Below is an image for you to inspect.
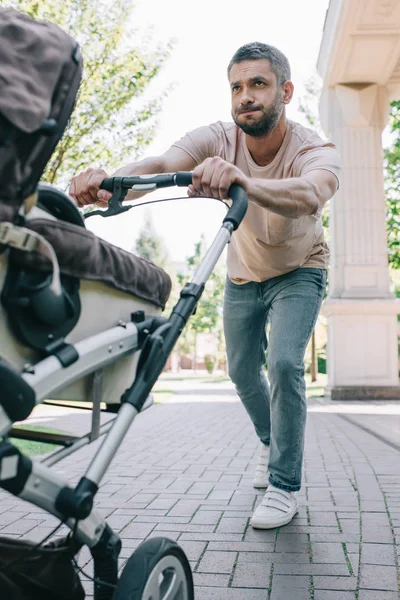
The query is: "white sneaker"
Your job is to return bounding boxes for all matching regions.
[251,484,299,529]
[253,442,270,488]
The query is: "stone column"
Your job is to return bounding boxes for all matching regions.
[319,83,400,398]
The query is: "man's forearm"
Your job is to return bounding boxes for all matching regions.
[112,156,164,177]
[247,177,320,219]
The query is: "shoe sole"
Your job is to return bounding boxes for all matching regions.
[253,471,270,489]
[250,506,299,530]
[253,481,269,489]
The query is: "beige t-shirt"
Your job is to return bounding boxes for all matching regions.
[172,120,341,283]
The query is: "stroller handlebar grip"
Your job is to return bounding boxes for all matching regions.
[224,183,248,231]
[175,172,193,187]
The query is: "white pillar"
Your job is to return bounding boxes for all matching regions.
[319,83,400,397]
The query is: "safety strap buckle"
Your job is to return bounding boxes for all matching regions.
[0,222,38,252]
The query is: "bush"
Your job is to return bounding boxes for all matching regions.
[317,355,327,374]
[204,354,216,374]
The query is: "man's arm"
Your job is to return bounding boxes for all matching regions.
[69,146,196,207]
[189,157,338,218]
[247,169,338,218]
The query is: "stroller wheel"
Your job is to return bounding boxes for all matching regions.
[113,537,194,600]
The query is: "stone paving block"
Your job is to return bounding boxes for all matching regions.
[347,553,359,575]
[119,522,156,538]
[312,576,358,590]
[207,490,233,501]
[314,592,355,600]
[358,591,400,600]
[146,529,181,542]
[236,551,311,563]
[192,573,231,586]
[167,500,201,517]
[339,519,360,534]
[179,532,242,542]
[310,533,359,543]
[0,512,28,528]
[270,591,312,600]
[209,541,275,553]
[0,519,41,535]
[187,482,215,495]
[361,542,396,565]
[155,523,214,533]
[231,561,271,588]
[216,516,248,534]
[359,563,398,591]
[197,550,236,574]
[307,488,333,502]
[275,533,310,553]
[361,512,393,543]
[146,497,178,510]
[311,542,347,563]
[308,511,339,527]
[177,540,207,561]
[273,563,349,576]
[229,492,256,507]
[190,510,222,525]
[195,588,268,599]
[243,526,276,542]
[270,574,310,589]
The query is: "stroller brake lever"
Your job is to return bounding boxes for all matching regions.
[84,178,130,219]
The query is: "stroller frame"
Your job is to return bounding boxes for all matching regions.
[0,172,248,599]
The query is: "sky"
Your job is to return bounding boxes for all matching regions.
[86,0,331,261]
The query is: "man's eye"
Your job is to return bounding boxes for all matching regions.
[232,86,240,93]
[254,81,265,87]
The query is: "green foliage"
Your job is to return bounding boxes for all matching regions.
[134,210,171,270]
[204,354,216,374]
[384,100,400,271]
[5,0,172,187]
[177,235,226,336]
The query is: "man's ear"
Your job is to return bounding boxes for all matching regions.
[282,81,294,104]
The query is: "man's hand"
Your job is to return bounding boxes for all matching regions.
[69,167,111,208]
[188,157,249,199]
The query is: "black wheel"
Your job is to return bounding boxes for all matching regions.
[113,537,194,600]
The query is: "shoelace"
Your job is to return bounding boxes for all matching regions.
[261,487,293,513]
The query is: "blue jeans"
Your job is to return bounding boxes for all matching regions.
[223,268,326,492]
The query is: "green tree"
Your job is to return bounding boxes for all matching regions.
[6,0,172,187]
[177,235,226,370]
[134,210,171,270]
[384,100,400,271]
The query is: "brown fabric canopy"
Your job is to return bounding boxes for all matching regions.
[0,8,76,133]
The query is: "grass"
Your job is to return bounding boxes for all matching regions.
[153,389,176,404]
[9,424,66,456]
[305,373,327,398]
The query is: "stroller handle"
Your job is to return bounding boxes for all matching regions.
[92,172,248,230]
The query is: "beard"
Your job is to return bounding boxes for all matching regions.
[233,90,283,137]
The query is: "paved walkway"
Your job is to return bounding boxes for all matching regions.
[1,377,400,599]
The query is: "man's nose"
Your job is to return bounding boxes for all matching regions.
[240,88,255,105]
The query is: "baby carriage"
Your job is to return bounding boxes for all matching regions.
[0,8,248,600]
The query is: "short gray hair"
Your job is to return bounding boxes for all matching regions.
[227,42,291,85]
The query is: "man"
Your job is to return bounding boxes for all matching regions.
[70,42,341,529]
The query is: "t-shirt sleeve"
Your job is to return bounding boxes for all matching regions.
[171,124,221,165]
[293,143,342,189]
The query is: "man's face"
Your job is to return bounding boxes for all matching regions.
[229,59,284,137]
